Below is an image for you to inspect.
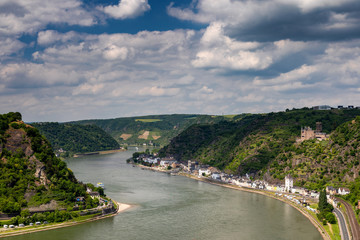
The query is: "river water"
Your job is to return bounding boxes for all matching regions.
[8,147,322,240]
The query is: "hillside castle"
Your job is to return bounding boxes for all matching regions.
[300,122,328,142]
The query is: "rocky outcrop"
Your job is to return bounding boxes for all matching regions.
[3,128,48,186]
[4,128,33,157]
[30,156,49,187]
[27,200,59,212]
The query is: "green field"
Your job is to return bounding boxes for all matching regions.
[135,119,162,122]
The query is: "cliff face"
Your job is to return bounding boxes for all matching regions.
[0,112,86,214]
[3,126,49,187]
[4,127,33,156]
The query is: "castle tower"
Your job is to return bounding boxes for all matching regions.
[316,122,322,133]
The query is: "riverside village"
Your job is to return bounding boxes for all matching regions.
[130,121,352,214]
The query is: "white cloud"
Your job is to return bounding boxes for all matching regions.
[254,65,317,86]
[0,37,25,58]
[72,83,104,95]
[168,0,358,24]
[101,0,150,19]
[102,45,129,60]
[192,23,308,70]
[0,0,96,36]
[278,0,355,13]
[37,30,83,46]
[167,0,360,43]
[1,3,360,123]
[138,86,180,97]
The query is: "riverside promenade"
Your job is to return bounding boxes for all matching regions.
[0,200,132,238]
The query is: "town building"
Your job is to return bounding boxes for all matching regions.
[211,172,221,180]
[188,160,197,171]
[199,168,211,177]
[160,158,176,167]
[326,186,337,195]
[338,187,350,195]
[312,105,332,110]
[285,175,293,192]
[89,191,100,199]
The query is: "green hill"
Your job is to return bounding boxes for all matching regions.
[159,108,360,191]
[31,122,120,156]
[73,114,248,146]
[0,112,98,217]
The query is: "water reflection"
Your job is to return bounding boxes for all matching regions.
[6,148,322,240]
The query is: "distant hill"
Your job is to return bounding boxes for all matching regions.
[31,122,120,156]
[73,114,248,146]
[159,108,360,191]
[0,112,96,215]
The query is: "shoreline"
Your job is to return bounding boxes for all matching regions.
[178,173,331,240]
[134,163,331,240]
[73,149,126,157]
[0,201,133,238]
[133,162,330,239]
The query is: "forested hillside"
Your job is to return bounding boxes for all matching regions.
[160,108,360,191]
[73,114,248,146]
[0,112,95,215]
[31,122,120,156]
[274,116,360,190]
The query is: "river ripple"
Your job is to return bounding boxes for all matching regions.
[7,147,322,240]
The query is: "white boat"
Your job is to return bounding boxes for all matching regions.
[97,182,105,189]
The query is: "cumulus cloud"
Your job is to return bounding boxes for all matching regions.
[0,0,96,36]
[192,23,308,70]
[0,37,25,59]
[250,40,360,94]
[2,0,360,122]
[168,0,360,41]
[102,45,128,60]
[254,65,317,86]
[101,0,151,19]
[0,63,83,89]
[37,30,85,46]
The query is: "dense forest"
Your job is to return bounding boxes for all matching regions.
[160,108,360,191]
[0,112,98,217]
[31,122,120,156]
[73,114,249,146]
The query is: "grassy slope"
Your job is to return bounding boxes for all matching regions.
[72,114,249,146]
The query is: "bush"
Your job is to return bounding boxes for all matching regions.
[326,212,336,224]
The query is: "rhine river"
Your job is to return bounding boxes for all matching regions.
[8,147,322,240]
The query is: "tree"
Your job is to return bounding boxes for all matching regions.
[20,209,30,218]
[318,189,327,212]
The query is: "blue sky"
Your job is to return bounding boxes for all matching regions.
[1,0,360,122]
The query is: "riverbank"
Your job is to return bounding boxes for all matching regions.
[178,172,331,240]
[134,162,331,240]
[73,148,126,157]
[0,201,132,238]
